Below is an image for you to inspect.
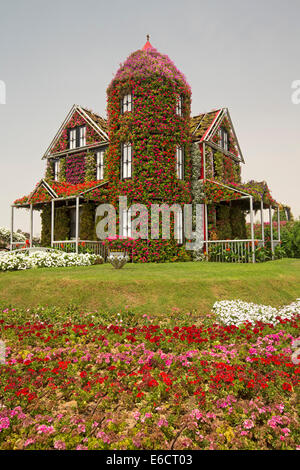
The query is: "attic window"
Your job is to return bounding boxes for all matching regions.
[121,93,132,113]
[176,95,183,116]
[69,129,77,149]
[218,128,229,151]
[68,126,86,149]
[79,126,86,147]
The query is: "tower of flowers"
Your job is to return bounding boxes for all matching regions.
[105,39,192,260]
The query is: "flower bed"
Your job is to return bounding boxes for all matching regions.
[213,299,300,326]
[0,251,100,271]
[0,305,299,450]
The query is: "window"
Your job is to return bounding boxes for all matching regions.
[121,93,132,113]
[68,126,86,149]
[69,129,77,149]
[54,160,59,181]
[96,150,104,180]
[176,146,184,179]
[121,143,132,179]
[79,126,86,147]
[121,208,132,238]
[175,211,183,244]
[176,95,183,116]
[218,128,229,151]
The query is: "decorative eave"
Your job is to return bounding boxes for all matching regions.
[191,108,245,164]
[42,105,109,160]
[28,179,58,201]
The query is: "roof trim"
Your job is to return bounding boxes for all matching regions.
[27,179,58,202]
[42,105,108,159]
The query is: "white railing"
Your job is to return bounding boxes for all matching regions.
[52,240,107,259]
[205,240,255,263]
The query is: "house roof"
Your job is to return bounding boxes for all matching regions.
[190,108,245,163]
[190,110,222,141]
[43,104,109,159]
[13,179,109,207]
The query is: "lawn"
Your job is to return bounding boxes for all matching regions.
[0,259,299,316]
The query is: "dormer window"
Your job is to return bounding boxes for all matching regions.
[121,143,132,179]
[176,146,184,180]
[218,128,229,151]
[54,160,59,181]
[79,126,86,147]
[176,95,183,116]
[68,125,86,149]
[69,129,77,149]
[121,93,132,113]
[96,150,104,180]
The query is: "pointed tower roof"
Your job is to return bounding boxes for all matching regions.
[108,37,191,92]
[142,34,157,52]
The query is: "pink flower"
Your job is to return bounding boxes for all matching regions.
[243,419,254,430]
[54,440,66,450]
[157,418,168,428]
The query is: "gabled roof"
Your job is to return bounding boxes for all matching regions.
[190,108,245,163]
[43,104,109,159]
[14,179,109,206]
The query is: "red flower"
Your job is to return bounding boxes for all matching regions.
[282,382,292,392]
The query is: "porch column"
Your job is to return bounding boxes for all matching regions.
[51,199,55,247]
[75,196,79,254]
[277,206,281,242]
[10,205,14,251]
[30,204,33,248]
[260,199,265,247]
[250,196,255,263]
[203,142,206,179]
[269,206,274,258]
[204,203,208,255]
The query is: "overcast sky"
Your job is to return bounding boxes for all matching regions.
[0,0,299,235]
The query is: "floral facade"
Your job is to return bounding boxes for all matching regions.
[13,39,279,262]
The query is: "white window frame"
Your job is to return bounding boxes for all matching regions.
[218,128,229,151]
[176,146,184,180]
[54,160,59,181]
[175,211,183,244]
[121,143,132,179]
[79,126,86,147]
[122,208,132,238]
[121,93,132,113]
[69,129,77,149]
[176,95,183,116]
[96,150,104,180]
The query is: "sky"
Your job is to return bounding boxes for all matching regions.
[0,0,299,235]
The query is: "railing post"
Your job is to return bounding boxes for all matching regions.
[204,203,208,255]
[260,199,265,247]
[250,196,255,263]
[277,206,281,242]
[51,199,55,248]
[30,204,33,248]
[76,196,79,254]
[10,205,14,251]
[269,206,274,259]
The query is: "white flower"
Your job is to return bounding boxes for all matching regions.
[212,299,300,326]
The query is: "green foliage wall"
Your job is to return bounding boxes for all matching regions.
[41,205,51,246]
[80,203,96,240]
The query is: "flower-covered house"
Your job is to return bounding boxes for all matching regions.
[12,38,281,262]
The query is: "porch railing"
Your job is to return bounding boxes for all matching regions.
[206,240,255,263]
[52,240,107,259]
